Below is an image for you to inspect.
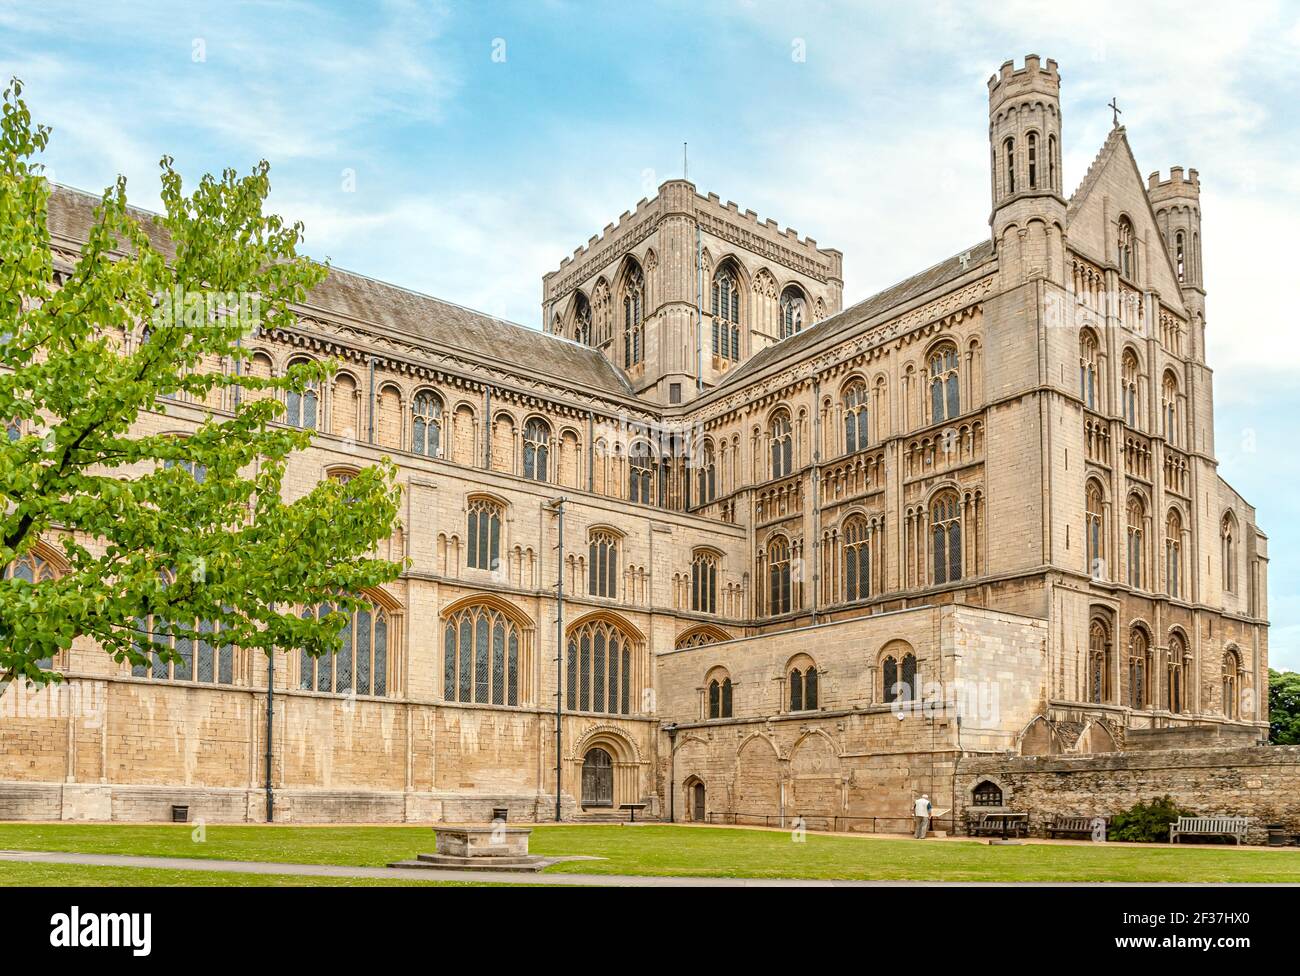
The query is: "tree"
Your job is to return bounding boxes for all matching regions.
[0,79,403,691]
[1269,668,1300,745]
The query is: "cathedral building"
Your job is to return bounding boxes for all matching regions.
[0,55,1269,827]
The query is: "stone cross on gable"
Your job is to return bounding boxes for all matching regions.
[1109,97,1122,128]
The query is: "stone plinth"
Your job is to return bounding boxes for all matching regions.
[434,824,532,858]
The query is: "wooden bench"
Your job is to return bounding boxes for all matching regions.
[619,803,648,823]
[967,812,1028,838]
[1045,815,1104,839]
[1169,816,1249,845]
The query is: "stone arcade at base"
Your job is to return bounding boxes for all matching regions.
[0,55,1283,834]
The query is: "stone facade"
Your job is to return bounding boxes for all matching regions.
[0,54,1272,827]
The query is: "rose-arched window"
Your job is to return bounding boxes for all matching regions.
[1086,480,1106,579]
[1166,509,1183,599]
[779,285,807,340]
[929,345,960,423]
[844,515,871,602]
[931,491,962,585]
[770,410,793,479]
[284,357,319,430]
[843,380,869,454]
[693,438,716,506]
[711,265,741,361]
[1127,627,1151,709]
[1167,633,1186,713]
[1221,513,1238,593]
[1117,216,1136,279]
[1222,649,1241,719]
[588,529,619,599]
[1122,350,1141,428]
[1127,495,1146,589]
[297,599,393,697]
[467,497,502,571]
[565,617,637,715]
[691,549,718,614]
[629,440,655,504]
[622,265,645,367]
[768,535,791,615]
[443,602,524,706]
[573,292,592,345]
[411,390,443,458]
[523,418,551,482]
[1079,330,1099,410]
[1089,619,1110,704]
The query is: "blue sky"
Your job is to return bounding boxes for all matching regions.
[2,0,1295,668]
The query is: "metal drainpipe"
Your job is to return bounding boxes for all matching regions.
[367,357,375,444]
[550,497,567,821]
[695,223,703,394]
[264,651,274,822]
[484,387,493,467]
[811,378,822,626]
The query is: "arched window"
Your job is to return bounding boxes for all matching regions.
[691,549,718,614]
[931,491,962,585]
[523,418,551,482]
[588,529,619,599]
[1086,480,1106,579]
[1048,134,1057,190]
[629,440,655,504]
[928,345,960,423]
[297,600,392,696]
[779,285,807,340]
[411,390,443,458]
[5,552,60,670]
[1167,633,1186,713]
[163,454,207,484]
[882,655,899,703]
[707,672,733,719]
[1126,495,1146,589]
[622,265,645,367]
[1175,230,1186,282]
[1128,627,1150,709]
[1027,131,1038,189]
[1089,619,1110,704]
[973,780,1003,806]
[565,617,636,715]
[694,438,716,506]
[573,292,592,346]
[843,515,871,602]
[133,612,235,685]
[1222,649,1240,718]
[789,663,818,711]
[711,265,741,361]
[843,380,869,454]
[443,602,523,706]
[1117,216,1136,279]
[1079,330,1099,410]
[467,497,502,571]
[769,410,793,479]
[1161,372,1179,446]
[767,535,791,615]
[1121,350,1141,428]
[1004,137,1016,194]
[1221,513,1238,592]
[1166,509,1183,599]
[284,357,319,430]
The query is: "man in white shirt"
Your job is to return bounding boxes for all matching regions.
[913,794,932,839]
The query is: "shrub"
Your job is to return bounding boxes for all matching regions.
[1107,795,1195,843]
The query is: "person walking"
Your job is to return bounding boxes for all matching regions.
[913,793,932,839]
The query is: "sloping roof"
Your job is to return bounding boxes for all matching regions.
[45,185,634,398]
[1067,125,1128,219]
[717,239,996,390]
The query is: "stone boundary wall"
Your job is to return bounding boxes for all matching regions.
[962,745,1300,843]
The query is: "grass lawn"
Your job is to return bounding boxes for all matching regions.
[0,861,487,887]
[0,822,1296,883]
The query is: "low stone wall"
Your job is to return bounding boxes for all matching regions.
[0,782,572,824]
[961,745,1300,843]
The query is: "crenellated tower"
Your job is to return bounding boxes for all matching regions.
[1148,166,1206,362]
[988,55,1067,285]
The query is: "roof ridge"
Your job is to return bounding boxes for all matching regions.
[1068,126,1126,211]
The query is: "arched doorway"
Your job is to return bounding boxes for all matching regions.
[692,781,706,822]
[581,747,614,808]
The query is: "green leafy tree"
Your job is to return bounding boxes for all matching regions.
[0,79,403,690]
[1107,795,1195,843]
[1269,668,1300,745]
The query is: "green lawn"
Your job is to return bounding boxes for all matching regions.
[0,861,488,887]
[0,822,1296,883]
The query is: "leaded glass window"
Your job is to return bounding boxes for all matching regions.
[566,618,635,715]
[467,497,502,570]
[298,601,391,697]
[412,390,443,457]
[442,603,523,706]
[589,530,619,599]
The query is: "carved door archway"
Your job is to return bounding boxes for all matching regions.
[692,782,706,822]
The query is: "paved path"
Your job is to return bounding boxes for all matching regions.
[1,850,1295,886]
